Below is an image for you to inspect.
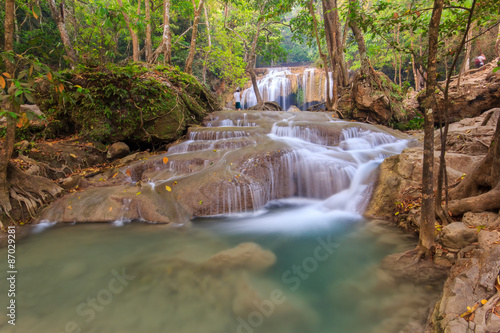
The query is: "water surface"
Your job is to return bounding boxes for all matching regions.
[1,208,440,333]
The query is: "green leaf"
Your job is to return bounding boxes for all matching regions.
[25,93,36,103]
[33,5,41,19]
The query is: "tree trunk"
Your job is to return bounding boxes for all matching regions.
[348,0,371,79]
[435,0,477,225]
[117,0,140,62]
[322,0,343,100]
[247,18,264,106]
[495,24,500,57]
[47,0,78,67]
[410,27,420,91]
[145,0,153,62]
[309,0,332,109]
[418,0,444,257]
[185,0,205,74]
[0,0,16,221]
[457,25,473,87]
[150,0,172,64]
[202,3,212,85]
[333,0,349,87]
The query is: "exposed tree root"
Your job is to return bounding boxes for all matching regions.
[246,101,283,111]
[449,115,500,216]
[449,187,500,216]
[6,163,63,220]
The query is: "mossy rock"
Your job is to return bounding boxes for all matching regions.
[35,63,220,144]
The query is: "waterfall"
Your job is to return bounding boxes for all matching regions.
[39,110,412,225]
[241,67,335,111]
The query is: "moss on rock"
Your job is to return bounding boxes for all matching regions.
[36,63,220,144]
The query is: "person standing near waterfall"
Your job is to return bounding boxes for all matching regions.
[234,88,242,110]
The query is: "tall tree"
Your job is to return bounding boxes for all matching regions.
[418,0,445,258]
[495,24,500,57]
[185,0,206,74]
[117,0,141,62]
[150,0,171,64]
[0,0,16,221]
[322,0,348,87]
[348,0,371,79]
[145,0,153,62]
[47,0,78,66]
[202,3,212,84]
[308,0,333,110]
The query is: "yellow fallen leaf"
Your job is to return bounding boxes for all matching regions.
[112,173,118,178]
[0,76,5,89]
[481,299,487,305]
[199,200,202,205]
[136,192,141,196]
[68,205,72,210]
[109,207,113,212]
[166,185,172,192]
[70,153,77,158]
[163,157,169,164]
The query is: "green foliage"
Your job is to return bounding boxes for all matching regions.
[392,115,425,131]
[0,52,54,119]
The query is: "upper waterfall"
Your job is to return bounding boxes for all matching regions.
[241,67,334,111]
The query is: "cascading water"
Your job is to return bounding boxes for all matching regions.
[6,111,443,333]
[241,67,334,110]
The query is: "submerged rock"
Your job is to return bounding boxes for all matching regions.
[202,242,276,271]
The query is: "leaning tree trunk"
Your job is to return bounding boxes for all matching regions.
[0,0,16,222]
[150,0,172,64]
[117,0,140,62]
[185,0,205,74]
[418,0,444,258]
[247,18,264,107]
[448,114,500,215]
[309,0,333,110]
[495,24,500,57]
[348,0,371,79]
[47,0,78,67]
